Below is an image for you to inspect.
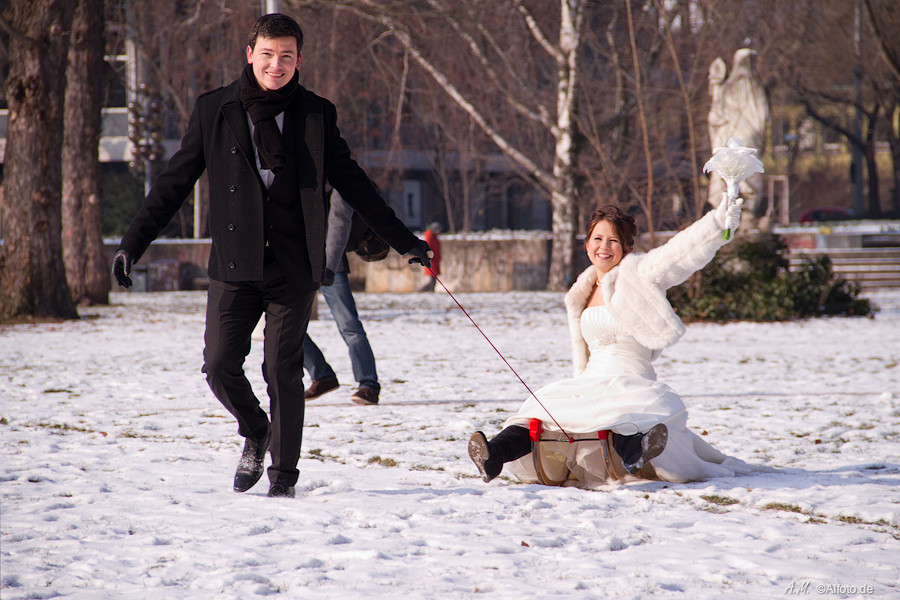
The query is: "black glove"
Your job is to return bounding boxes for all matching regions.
[322,268,335,286]
[112,249,133,288]
[406,239,433,269]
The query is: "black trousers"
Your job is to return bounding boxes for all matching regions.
[492,425,533,463]
[203,249,316,486]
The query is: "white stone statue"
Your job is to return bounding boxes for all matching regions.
[707,49,770,230]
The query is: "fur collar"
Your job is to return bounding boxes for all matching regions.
[563,211,728,375]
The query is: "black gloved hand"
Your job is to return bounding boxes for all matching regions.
[112,249,133,288]
[406,239,433,269]
[322,268,335,286]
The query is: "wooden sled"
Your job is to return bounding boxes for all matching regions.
[528,418,627,486]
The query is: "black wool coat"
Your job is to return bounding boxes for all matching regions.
[118,78,418,289]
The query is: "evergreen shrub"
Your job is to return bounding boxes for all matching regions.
[667,235,876,322]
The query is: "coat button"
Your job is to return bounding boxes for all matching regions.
[228,262,236,270]
[231,146,238,155]
[227,224,235,231]
[229,185,237,193]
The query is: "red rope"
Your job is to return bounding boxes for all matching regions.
[428,269,574,442]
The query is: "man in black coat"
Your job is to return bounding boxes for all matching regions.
[112,13,431,498]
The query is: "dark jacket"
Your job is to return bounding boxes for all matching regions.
[119,79,418,290]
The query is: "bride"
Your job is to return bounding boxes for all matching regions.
[468,197,761,486]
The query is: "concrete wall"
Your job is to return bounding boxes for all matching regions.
[105,235,552,293]
[103,233,683,294]
[106,225,899,294]
[357,236,551,293]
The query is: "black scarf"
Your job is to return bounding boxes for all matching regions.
[239,64,299,173]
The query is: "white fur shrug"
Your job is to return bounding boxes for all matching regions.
[565,211,728,375]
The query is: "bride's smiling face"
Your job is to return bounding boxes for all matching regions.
[585,219,626,275]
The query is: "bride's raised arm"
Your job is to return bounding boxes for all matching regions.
[636,195,742,290]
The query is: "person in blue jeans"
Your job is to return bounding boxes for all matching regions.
[304,189,381,405]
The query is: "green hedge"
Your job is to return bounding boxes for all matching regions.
[667,236,876,322]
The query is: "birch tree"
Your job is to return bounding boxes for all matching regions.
[288,0,587,289]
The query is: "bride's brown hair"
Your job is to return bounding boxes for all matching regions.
[584,205,637,253]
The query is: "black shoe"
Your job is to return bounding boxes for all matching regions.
[305,376,339,400]
[351,386,379,405]
[468,431,503,482]
[233,430,270,493]
[618,424,668,475]
[267,482,295,498]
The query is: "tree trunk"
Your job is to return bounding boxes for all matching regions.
[864,113,881,217]
[546,0,584,290]
[63,0,109,306]
[888,111,900,214]
[625,0,656,245]
[0,0,78,322]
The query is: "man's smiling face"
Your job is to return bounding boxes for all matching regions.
[246,36,301,91]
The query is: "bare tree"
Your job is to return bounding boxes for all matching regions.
[413,87,501,233]
[862,0,900,213]
[121,0,258,237]
[748,0,899,216]
[288,0,587,289]
[575,1,714,238]
[62,0,108,306]
[0,0,78,321]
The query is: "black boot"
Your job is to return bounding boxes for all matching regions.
[267,482,295,498]
[233,429,270,492]
[468,426,532,483]
[611,423,668,475]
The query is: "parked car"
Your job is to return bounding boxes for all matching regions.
[798,207,855,223]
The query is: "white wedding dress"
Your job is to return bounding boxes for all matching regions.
[504,305,759,487]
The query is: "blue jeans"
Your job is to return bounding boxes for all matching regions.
[303,271,379,392]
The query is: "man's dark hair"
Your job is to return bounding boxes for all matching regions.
[248,13,304,52]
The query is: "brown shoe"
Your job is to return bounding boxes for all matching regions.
[351,387,379,405]
[305,376,339,400]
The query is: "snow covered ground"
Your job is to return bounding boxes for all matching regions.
[2,287,899,599]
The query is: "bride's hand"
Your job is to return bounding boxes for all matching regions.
[714,193,743,232]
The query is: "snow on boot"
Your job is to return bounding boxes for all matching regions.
[468,431,502,482]
[613,423,668,475]
[233,430,270,493]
